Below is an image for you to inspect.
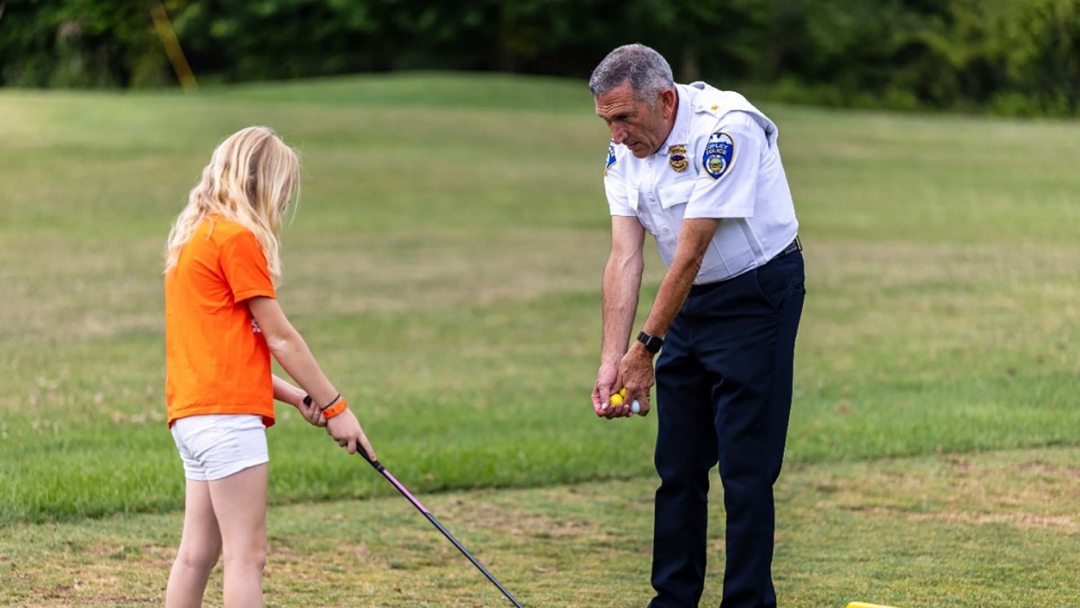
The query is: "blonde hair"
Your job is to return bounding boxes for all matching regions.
[164,126,299,285]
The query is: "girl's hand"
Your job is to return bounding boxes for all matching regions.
[326,408,376,460]
[297,396,327,427]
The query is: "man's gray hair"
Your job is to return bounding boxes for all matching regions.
[588,44,675,103]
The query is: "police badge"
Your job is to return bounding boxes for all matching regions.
[668,144,688,172]
[702,132,735,180]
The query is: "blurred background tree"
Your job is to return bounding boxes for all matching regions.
[1,0,1078,116]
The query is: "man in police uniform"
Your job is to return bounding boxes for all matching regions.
[588,44,805,608]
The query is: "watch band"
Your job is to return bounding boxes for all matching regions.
[637,331,663,353]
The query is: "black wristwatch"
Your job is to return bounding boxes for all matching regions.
[637,331,664,353]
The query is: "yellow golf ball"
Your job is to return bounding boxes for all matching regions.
[609,393,624,406]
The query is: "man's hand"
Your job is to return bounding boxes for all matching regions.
[592,363,621,418]
[326,407,377,460]
[593,216,646,421]
[617,343,654,417]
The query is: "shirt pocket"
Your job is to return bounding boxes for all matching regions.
[654,179,695,239]
[659,178,726,278]
[658,179,695,211]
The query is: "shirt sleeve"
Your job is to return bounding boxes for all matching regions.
[685,113,764,220]
[604,141,637,217]
[220,231,276,302]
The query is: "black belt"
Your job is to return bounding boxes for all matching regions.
[774,235,803,260]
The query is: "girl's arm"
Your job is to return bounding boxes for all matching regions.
[249,297,338,405]
[248,296,376,459]
[273,374,325,426]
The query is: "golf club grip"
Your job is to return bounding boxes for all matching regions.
[355,445,383,471]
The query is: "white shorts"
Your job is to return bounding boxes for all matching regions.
[170,414,269,482]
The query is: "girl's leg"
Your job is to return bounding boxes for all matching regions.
[208,464,268,608]
[166,479,222,608]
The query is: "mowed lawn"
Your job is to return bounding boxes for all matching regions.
[5,447,1080,607]
[1,74,1079,607]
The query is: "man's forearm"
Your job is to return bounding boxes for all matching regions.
[600,252,644,366]
[641,218,721,340]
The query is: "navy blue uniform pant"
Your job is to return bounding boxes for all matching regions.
[648,249,805,608]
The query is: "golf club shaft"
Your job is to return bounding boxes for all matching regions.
[421,509,524,608]
[357,448,524,608]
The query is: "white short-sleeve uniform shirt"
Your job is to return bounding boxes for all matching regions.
[604,82,799,284]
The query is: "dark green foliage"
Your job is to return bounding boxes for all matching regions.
[2,1,1079,114]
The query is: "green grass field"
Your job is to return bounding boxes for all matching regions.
[1,73,1079,607]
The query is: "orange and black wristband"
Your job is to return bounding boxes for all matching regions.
[322,397,348,419]
[303,394,349,420]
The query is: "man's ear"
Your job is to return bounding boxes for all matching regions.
[660,88,678,119]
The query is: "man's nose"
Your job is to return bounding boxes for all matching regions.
[610,125,628,145]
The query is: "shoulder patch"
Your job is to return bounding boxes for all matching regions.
[604,140,617,176]
[702,131,735,180]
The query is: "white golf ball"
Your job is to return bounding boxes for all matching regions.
[631,400,641,415]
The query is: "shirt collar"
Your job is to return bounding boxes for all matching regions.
[656,85,692,157]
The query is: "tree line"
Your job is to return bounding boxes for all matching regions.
[2,0,1078,116]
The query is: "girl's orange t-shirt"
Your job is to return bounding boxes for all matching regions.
[165,217,277,427]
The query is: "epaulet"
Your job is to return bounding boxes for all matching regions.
[693,95,729,118]
[686,82,723,117]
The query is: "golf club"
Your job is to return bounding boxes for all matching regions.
[352,443,524,607]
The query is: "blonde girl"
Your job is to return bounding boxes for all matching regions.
[163,126,375,608]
